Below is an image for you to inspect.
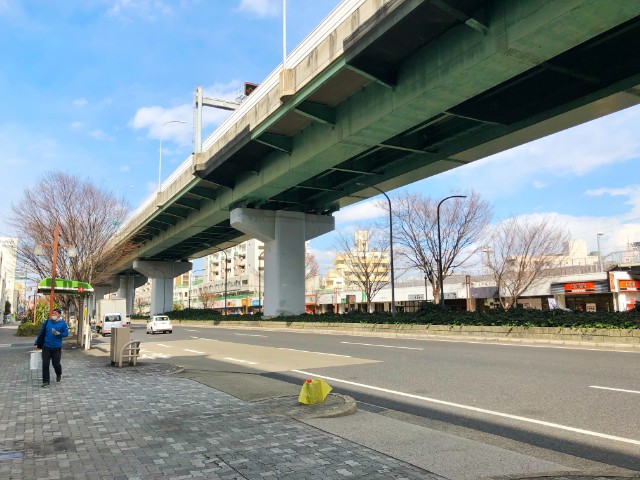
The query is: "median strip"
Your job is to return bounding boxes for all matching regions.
[292,369,640,447]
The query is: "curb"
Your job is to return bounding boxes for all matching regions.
[484,473,640,480]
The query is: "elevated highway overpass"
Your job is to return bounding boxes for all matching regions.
[108,0,640,316]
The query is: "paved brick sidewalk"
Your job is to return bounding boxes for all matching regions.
[0,344,445,480]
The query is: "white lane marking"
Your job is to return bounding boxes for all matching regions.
[590,385,640,395]
[155,343,171,348]
[224,357,258,365]
[140,352,172,359]
[185,329,199,332]
[0,344,11,347]
[235,333,268,337]
[292,369,640,447]
[184,349,205,354]
[190,336,200,339]
[278,347,351,358]
[341,341,422,350]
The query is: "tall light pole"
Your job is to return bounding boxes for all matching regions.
[357,183,395,315]
[597,232,604,272]
[437,195,466,310]
[282,0,287,68]
[158,120,186,191]
[34,222,77,316]
[424,273,429,302]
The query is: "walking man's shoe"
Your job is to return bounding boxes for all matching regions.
[56,374,62,382]
[42,383,50,388]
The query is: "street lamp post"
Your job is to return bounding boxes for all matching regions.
[597,232,604,272]
[158,120,186,191]
[357,184,395,315]
[34,222,77,316]
[437,195,466,311]
[424,273,428,302]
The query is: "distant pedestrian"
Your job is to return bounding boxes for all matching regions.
[34,308,69,388]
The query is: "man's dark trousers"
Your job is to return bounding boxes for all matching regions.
[41,347,62,384]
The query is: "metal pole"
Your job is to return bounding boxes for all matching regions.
[597,232,604,272]
[368,186,395,315]
[50,222,60,316]
[437,195,466,311]
[424,274,428,302]
[282,0,287,68]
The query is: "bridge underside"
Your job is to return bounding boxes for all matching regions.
[118,0,640,272]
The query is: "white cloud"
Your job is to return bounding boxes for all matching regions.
[445,107,640,200]
[586,185,640,210]
[334,200,385,225]
[119,165,131,172]
[73,98,87,107]
[129,81,239,146]
[70,121,84,130]
[236,0,279,17]
[106,0,172,20]
[89,129,114,141]
[532,180,547,189]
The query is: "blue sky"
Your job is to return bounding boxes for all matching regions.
[1,0,639,276]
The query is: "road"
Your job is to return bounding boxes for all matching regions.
[95,323,640,472]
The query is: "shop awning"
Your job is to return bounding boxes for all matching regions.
[37,278,94,295]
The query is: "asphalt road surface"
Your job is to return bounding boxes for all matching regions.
[95,323,640,472]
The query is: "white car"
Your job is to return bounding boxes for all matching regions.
[146,315,173,334]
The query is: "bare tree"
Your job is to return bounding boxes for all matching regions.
[391,191,491,303]
[134,297,147,315]
[198,290,215,309]
[485,216,570,309]
[332,227,390,312]
[305,250,319,282]
[8,171,135,337]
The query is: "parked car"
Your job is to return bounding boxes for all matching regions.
[146,315,173,334]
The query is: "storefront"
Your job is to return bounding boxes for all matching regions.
[550,271,640,312]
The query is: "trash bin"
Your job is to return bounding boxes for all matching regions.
[110,327,130,365]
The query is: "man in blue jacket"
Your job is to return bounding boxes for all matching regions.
[34,308,69,388]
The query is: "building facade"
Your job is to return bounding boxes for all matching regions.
[0,238,18,318]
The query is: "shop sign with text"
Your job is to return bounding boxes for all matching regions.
[564,282,595,294]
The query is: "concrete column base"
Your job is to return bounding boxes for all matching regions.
[230,208,334,317]
[133,261,192,315]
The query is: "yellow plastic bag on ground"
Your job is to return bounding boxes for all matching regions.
[298,378,332,405]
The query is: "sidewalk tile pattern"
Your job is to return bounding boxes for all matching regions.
[0,346,444,479]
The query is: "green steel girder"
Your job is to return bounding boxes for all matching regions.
[119,0,640,266]
[294,101,336,125]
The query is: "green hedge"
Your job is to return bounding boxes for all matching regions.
[16,320,44,337]
[144,304,640,329]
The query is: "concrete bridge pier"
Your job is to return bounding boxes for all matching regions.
[116,274,148,316]
[230,208,334,317]
[133,260,192,315]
